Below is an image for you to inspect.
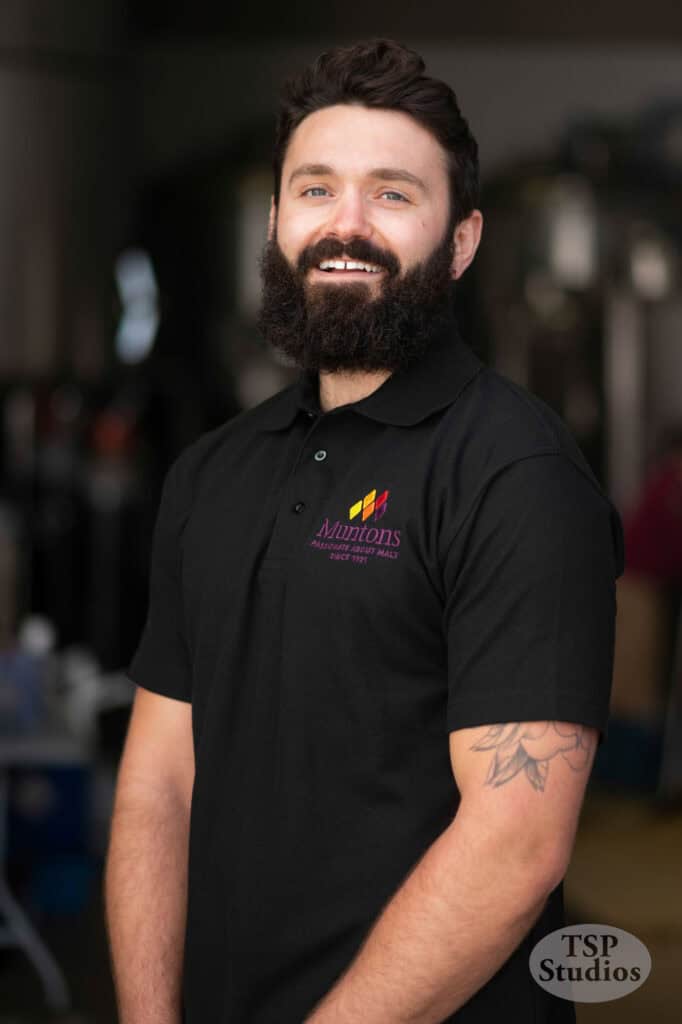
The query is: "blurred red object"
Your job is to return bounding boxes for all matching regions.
[624,454,682,583]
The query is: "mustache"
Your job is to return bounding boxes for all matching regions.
[297,238,400,277]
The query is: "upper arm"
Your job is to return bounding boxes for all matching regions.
[443,454,620,743]
[449,719,598,878]
[440,454,618,883]
[115,685,195,813]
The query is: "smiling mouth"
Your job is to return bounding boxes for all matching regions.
[310,268,385,283]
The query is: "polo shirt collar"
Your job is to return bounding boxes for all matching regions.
[259,310,483,430]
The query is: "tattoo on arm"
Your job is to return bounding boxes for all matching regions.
[469,722,592,792]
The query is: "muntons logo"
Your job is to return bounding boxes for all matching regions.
[309,486,400,565]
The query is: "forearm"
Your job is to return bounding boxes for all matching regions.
[104,791,190,1024]
[304,809,560,1024]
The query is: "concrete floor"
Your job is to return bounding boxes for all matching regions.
[1,787,680,1022]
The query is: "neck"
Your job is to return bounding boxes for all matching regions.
[318,368,392,413]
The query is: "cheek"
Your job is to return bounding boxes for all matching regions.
[277,208,324,258]
[385,220,434,263]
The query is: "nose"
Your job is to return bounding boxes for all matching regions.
[325,188,372,241]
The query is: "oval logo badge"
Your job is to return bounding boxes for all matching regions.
[529,923,651,1002]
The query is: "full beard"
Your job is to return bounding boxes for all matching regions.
[256,226,458,374]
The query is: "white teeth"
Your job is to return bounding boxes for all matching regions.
[318,259,381,273]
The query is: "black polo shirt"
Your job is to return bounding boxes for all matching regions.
[129,310,624,1024]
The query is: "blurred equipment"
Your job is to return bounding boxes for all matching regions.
[85,406,143,671]
[660,612,682,801]
[0,615,84,1015]
[476,101,682,793]
[0,500,19,649]
[478,100,682,496]
[1,623,134,1013]
[0,732,84,1013]
[620,439,682,801]
[115,248,160,365]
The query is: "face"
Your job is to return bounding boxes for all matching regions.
[257,104,482,373]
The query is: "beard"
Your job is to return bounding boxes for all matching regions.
[256,222,458,374]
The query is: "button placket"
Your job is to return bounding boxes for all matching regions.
[264,421,337,561]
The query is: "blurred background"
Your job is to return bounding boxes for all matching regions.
[0,1,681,1020]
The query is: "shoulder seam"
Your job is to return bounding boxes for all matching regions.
[487,369,561,450]
[442,449,559,560]
[441,449,609,562]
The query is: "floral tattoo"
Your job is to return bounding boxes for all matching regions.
[470,722,592,792]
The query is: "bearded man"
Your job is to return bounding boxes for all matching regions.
[105,38,624,1024]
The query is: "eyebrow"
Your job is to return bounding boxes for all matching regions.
[287,163,429,195]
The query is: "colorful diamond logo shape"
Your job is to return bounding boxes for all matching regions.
[349,488,389,521]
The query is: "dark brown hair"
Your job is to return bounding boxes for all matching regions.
[272,38,479,228]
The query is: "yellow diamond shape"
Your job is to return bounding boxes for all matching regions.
[363,489,376,508]
[349,499,363,520]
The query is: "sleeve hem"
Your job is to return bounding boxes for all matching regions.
[126,666,192,704]
[446,694,608,736]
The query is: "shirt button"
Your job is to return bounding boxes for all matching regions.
[293,501,305,514]
[314,449,327,462]
[306,411,315,419]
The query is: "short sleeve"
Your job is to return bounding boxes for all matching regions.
[443,453,622,743]
[128,457,193,702]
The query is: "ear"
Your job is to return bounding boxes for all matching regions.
[267,195,277,242]
[451,209,483,280]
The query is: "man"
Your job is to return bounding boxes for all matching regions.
[105,38,624,1023]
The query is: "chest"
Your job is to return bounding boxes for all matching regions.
[180,419,455,656]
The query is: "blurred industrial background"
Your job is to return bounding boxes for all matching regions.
[0,1,681,1020]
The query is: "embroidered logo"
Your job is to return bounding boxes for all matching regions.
[349,488,389,522]
[308,485,400,565]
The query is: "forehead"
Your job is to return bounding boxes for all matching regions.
[283,104,448,190]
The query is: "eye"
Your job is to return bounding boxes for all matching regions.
[301,186,408,201]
